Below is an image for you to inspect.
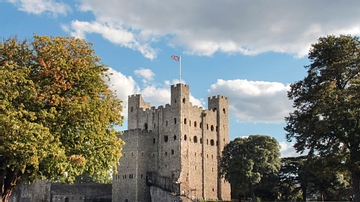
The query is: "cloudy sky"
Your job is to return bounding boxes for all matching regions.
[2,0,360,157]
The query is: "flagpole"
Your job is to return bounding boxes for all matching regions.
[179,55,182,83]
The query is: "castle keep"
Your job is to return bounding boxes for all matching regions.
[112,83,231,202]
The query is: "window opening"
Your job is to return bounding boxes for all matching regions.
[144,123,148,130]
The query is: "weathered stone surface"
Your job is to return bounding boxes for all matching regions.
[113,83,231,202]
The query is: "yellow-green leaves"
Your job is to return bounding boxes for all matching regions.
[1,35,124,197]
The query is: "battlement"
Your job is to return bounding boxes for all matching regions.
[209,95,228,100]
[171,83,189,89]
[129,94,141,98]
[115,83,231,202]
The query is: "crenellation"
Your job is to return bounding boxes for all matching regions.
[113,83,231,202]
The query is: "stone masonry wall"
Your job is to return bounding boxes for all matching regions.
[113,83,231,202]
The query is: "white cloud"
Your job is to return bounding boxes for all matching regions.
[279,141,300,157]
[134,68,155,82]
[208,79,292,123]
[74,0,360,58]
[7,0,71,16]
[139,83,203,109]
[62,20,157,60]
[106,69,203,119]
[140,85,171,107]
[106,68,140,118]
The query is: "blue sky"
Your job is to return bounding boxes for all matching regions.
[2,0,360,157]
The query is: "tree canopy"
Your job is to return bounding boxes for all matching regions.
[285,35,360,201]
[0,35,124,202]
[277,156,348,201]
[219,135,281,202]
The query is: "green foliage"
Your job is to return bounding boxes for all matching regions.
[0,35,124,201]
[277,156,349,201]
[285,35,360,200]
[219,135,281,202]
[277,156,306,201]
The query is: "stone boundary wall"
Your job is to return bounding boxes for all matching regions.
[9,181,111,202]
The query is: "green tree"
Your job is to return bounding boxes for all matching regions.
[219,135,281,202]
[285,35,360,202]
[306,156,349,201]
[277,156,305,201]
[0,35,124,202]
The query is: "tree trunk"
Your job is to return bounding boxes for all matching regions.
[249,183,256,202]
[351,171,360,202]
[301,186,307,201]
[1,169,19,202]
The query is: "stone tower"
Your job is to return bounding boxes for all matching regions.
[112,83,231,202]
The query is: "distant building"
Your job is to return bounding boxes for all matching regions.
[112,83,231,202]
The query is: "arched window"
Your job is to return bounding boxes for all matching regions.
[210,139,215,146]
[194,121,197,127]
[164,135,168,142]
[174,118,177,124]
[183,98,186,103]
[184,135,187,141]
[173,135,177,140]
[211,125,214,131]
[184,118,187,124]
[193,136,198,143]
[223,108,226,114]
